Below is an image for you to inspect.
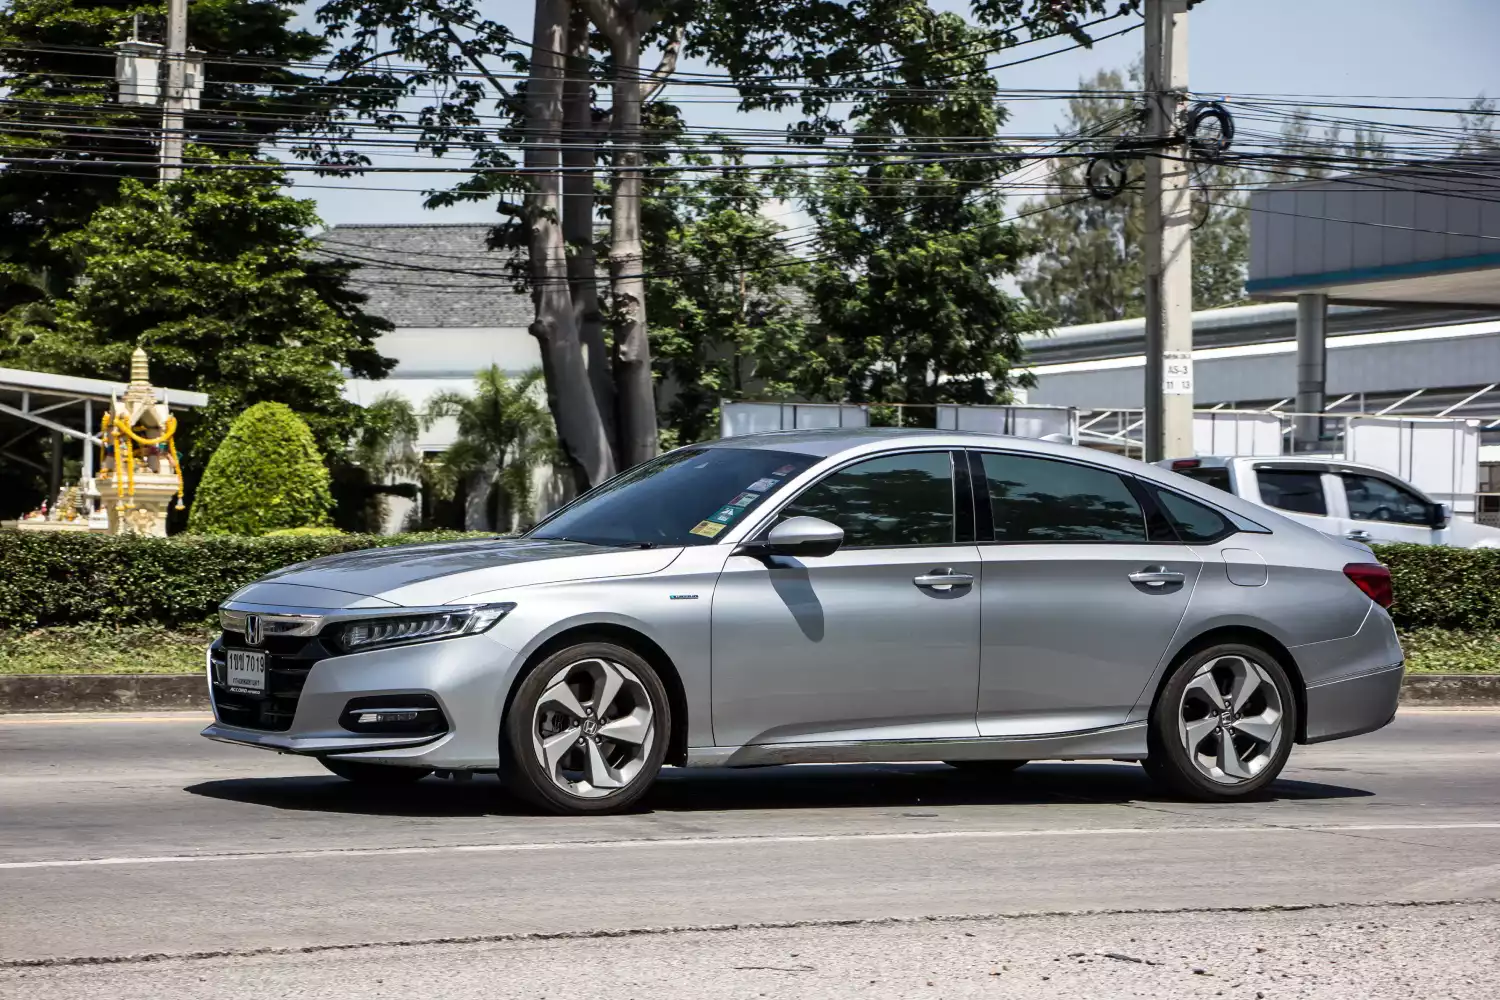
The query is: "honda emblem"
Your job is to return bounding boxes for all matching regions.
[245,614,263,646]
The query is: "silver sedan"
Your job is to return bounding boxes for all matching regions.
[204,430,1404,814]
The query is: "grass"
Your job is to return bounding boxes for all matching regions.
[1,624,1497,676]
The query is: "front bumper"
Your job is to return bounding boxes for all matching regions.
[202,631,523,769]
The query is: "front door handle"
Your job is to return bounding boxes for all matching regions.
[913,569,974,591]
[1128,566,1185,587]
[1345,529,1373,542]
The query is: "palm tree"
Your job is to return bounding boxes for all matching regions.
[351,393,423,531]
[425,366,557,532]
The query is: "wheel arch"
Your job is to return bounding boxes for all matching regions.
[501,622,690,766]
[1149,625,1310,744]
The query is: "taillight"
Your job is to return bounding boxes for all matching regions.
[1343,563,1393,609]
[1171,459,1201,470]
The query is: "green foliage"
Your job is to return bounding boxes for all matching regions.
[1398,628,1500,674]
[0,529,490,629]
[2,158,391,464]
[425,367,556,530]
[1019,66,1250,326]
[1374,543,1500,632]
[264,526,345,537]
[0,623,215,674]
[789,6,1047,411]
[647,143,810,444]
[188,402,334,536]
[0,0,345,314]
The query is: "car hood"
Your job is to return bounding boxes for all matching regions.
[225,537,682,609]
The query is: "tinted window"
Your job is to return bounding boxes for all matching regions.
[780,452,954,548]
[530,447,814,547]
[1153,487,1236,543]
[1177,466,1232,493]
[981,454,1146,542]
[1342,473,1430,526]
[1257,470,1327,516]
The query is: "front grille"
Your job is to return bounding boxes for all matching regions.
[209,630,335,733]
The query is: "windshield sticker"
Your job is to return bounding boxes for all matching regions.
[689,520,726,538]
[772,464,796,476]
[745,477,778,492]
[709,506,742,524]
[728,492,759,508]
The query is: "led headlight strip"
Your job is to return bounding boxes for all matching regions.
[332,603,515,653]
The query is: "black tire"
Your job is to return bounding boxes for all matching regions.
[1147,642,1297,801]
[319,757,432,784]
[501,641,671,815]
[945,759,1028,775]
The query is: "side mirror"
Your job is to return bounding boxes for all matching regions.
[735,516,844,560]
[1431,502,1451,529]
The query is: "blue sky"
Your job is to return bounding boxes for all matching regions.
[295,0,1500,227]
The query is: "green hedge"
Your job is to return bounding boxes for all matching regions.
[1374,543,1500,632]
[0,532,1492,633]
[0,530,490,629]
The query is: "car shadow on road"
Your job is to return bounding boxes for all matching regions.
[183,762,1371,818]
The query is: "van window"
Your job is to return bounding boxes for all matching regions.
[1257,470,1327,516]
[1176,466,1232,493]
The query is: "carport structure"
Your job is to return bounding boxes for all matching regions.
[1246,154,1500,450]
[0,366,208,505]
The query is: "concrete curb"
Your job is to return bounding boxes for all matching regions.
[2,672,1500,713]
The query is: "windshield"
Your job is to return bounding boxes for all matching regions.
[527,446,817,547]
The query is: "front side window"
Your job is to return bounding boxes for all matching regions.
[529,447,816,547]
[981,453,1147,542]
[778,451,955,548]
[1257,470,1327,516]
[1341,473,1430,525]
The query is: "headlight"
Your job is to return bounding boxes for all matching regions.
[330,603,515,653]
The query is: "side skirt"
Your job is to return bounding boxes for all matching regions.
[684,722,1148,768]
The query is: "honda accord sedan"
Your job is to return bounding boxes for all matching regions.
[204,429,1403,814]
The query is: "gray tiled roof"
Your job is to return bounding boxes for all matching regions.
[318,224,533,329]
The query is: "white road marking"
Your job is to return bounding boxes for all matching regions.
[4,823,1499,872]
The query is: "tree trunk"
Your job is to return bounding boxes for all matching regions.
[463,469,493,532]
[524,0,616,492]
[586,0,659,470]
[562,5,617,457]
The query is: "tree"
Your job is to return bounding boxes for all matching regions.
[188,401,334,535]
[1019,65,1250,326]
[1457,95,1498,154]
[1,153,392,465]
[791,7,1047,413]
[424,366,557,532]
[0,0,347,314]
[645,144,809,446]
[318,0,1127,486]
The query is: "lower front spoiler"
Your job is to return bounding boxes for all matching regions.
[201,721,444,756]
[1303,662,1404,744]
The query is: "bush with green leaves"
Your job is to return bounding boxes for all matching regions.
[188,402,334,536]
[1374,543,1500,632]
[0,530,490,629]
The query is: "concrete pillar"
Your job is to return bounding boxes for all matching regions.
[1294,293,1327,452]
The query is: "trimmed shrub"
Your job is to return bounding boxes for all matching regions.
[1374,543,1500,632]
[0,530,490,629]
[188,402,334,536]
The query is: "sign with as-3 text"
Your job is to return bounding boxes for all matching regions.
[1163,351,1194,395]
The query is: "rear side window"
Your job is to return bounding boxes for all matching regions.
[980,453,1146,542]
[1151,487,1236,543]
[1257,470,1327,516]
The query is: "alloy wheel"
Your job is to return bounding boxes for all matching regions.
[1176,654,1285,785]
[530,657,656,799]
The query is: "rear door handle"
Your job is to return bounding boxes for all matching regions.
[1345,529,1373,542]
[1128,566,1185,587]
[913,569,974,591]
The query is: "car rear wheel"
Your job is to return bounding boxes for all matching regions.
[945,760,1028,775]
[319,758,432,784]
[1147,643,1296,801]
[501,642,670,815]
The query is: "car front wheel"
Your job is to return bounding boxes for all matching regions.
[502,642,670,815]
[1146,643,1296,801]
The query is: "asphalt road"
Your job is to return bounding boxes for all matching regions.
[3,709,1499,998]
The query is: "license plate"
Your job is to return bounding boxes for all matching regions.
[226,650,266,693]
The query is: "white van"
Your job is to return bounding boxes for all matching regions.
[1159,457,1500,548]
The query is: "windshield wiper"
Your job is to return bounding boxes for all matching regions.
[533,535,656,549]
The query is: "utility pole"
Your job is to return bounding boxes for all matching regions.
[1142,0,1194,462]
[159,0,188,181]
